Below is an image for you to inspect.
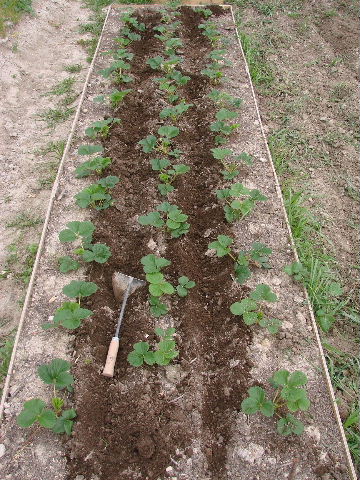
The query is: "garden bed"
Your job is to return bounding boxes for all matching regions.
[0,4,356,480]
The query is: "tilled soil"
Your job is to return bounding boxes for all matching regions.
[67,6,252,479]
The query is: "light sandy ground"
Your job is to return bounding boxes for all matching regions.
[0,0,92,338]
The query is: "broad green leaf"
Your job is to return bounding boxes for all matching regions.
[139,135,157,153]
[98,175,119,189]
[38,410,57,428]
[208,235,233,257]
[38,359,74,390]
[59,221,95,243]
[133,342,150,355]
[272,369,290,386]
[138,211,164,228]
[81,243,111,264]
[63,280,98,299]
[127,351,144,366]
[215,108,238,121]
[141,254,171,273]
[277,415,304,436]
[243,312,258,325]
[149,296,168,316]
[211,147,232,160]
[78,144,104,155]
[230,298,257,316]
[17,399,47,428]
[151,158,170,170]
[250,284,277,302]
[52,409,76,435]
[59,256,80,273]
[173,164,190,174]
[288,371,308,387]
[158,183,174,196]
[234,264,251,284]
[158,125,179,139]
[52,302,93,330]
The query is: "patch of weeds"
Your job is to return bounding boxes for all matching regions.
[330,82,351,103]
[34,140,66,160]
[0,0,34,37]
[6,212,43,229]
[2,242,38,284]
[38,107,75,129]
[341,175,360,202]
[238,30,274,92]
[323,9,337,18]
[64,64,82,73]
[44,78,76,97]
[37,161,60,189]
[0,334,14,393]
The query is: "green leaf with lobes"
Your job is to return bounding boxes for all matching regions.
[62,280,98,299]
[78,144,104,155]
[37,359,74,390]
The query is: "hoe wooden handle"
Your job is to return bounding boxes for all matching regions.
[102,337,119,377]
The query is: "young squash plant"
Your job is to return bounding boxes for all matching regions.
[75,176,119,210]
[42,280,98,330]
[121,11,146,32]
[75,156,112,179]
[128,327,179,367]
[198,21,222,46]
[141,254,172,317]
[241,369,310,436]
[85,118,121,139]
[147,55,183,74]
[211,147,253,180]
[159,101,193,122]
[57,220,111,274]
[139,125,181,157]
[230,284,281,333]
[210,109,240,145]
[216,183,267,223]
[115,28,141,48]
[139,202,190,238]
[99,59,133,84]
[208,235,272,284]
[151,157,190,196]
[155,70,190,104]
[208,89,243,109]
[17,359,76,435]
[154,22,181,42]
[94,89,132,110]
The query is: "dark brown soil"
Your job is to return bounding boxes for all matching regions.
[66,6,252,479]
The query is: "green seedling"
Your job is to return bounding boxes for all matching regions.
[151,158,190,196]
[139,125,181,157]
[115,28,141,47]
[155,70,190,103]
[230,284,281,333]
[85,118,120,139]
[62,280,98,304]
[109,88,132,108]
[211,148,253,180]
[58,220,111,272]
[75,156,112,178]
[176,276,196,297]
[138,202,190,238]
[154,22,181,41]
[141,254,172,317]
[164,37,183,56]
[241,369,310,435]
[209,235,272,284]
[201,62,225,83]
[216,183,268,223]
[99,59,133,83]
[208,89,243,109]
[17,359,76,435]
[43,302,93,330]
[147,55,183,73]
[78,144,104,156]
[194,7,213,17]
[208,49,231,65]
[121,12,145,31]
[159,101,193,121]
[112,48,134,61]
[210,108,240,144]
[284,261,308,282]
[127,327,178,367]
[75,175,119,210]
[198,21,222,46]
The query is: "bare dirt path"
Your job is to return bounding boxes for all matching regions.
[0,0,91,340]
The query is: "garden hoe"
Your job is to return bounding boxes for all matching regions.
[102,272,146,377]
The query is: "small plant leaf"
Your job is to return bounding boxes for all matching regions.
[277,414,304,436]
[250,284,278,302]
[52,408,77,435]
[62,280,98,299]
[78,144,104,155]
[141,254,171,273]
[59,256,81,273]
[17,399,47,428]
[37,359,74,390]
[230,298,257,316]
[50,302,93,330]
[81,243,111,264]
[208,234,233,257]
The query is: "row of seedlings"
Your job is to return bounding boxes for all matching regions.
[198,12,311,437]
[15,10,146,436]
[127,2,196,366]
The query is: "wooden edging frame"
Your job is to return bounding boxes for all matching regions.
[0,4,356,478]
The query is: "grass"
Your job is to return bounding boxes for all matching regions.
[0,334,14,394]
[34,140,65,189]
[64,63,83,73]
[2,243,38,284]
[0,0,33,37]
[37,106,75,128]
[44,77,76,96]
[6,212,43,229]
